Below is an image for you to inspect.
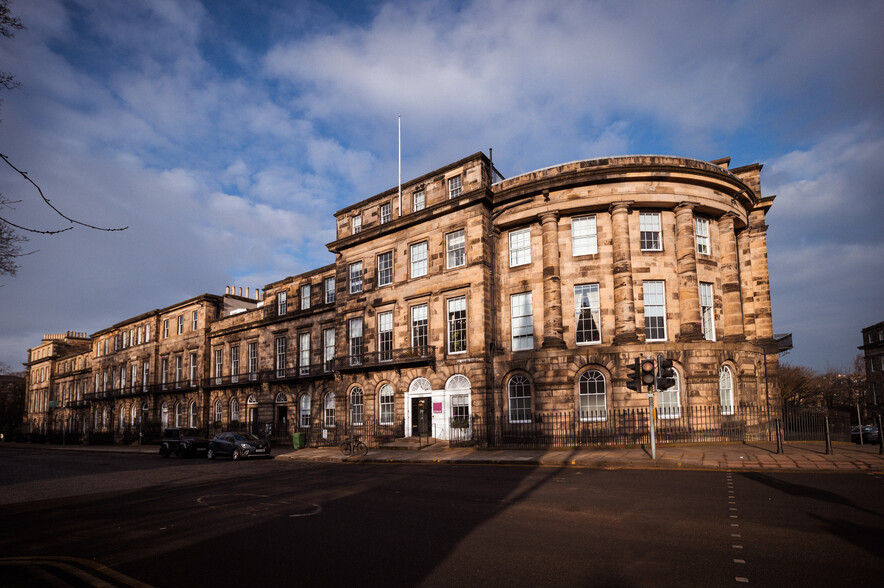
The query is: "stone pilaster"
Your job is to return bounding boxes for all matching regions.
[610,203,639,343]
[539,212,565,348]
[748,221,773,340]
[674,203,703,341]
[718,213,745,341]
[737,228,756,340]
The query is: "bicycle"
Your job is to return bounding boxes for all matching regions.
[340,434,368,457]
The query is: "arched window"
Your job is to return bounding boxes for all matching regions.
[508,374,532,423]
[578,370,607,422]
[214,399,222,423]
[409,377,432,394]
[350,387,364,426]
[299,394,311,428]
[324,392,336,427]
[719,365,734,415]
[379,384,394,425]
[175,402,182,427]
[230,398,240,423]
[131,404,138,427]
[658,371,681,419]
[446,374,470,391]
[102,407,109,429]
[119,406,125,429]
[275,392,288,403]
[189,402,198,427]
[161,402,169,429]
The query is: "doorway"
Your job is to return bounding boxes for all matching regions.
[411,397,431,437]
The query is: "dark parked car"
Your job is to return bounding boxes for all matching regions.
[851,425,880,444]
[159,427,210,457]
[208,432,271,460]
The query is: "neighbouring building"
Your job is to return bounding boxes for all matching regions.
[859,321,884,406]
[23,152,782,445]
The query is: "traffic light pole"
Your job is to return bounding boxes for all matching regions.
[647,384,656,461]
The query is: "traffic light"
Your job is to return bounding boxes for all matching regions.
[626,358,641,392]
[656,355,676,390]
[640,357,656,386]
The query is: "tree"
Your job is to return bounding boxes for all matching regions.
[0,1,126,278]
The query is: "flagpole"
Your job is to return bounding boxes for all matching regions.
[398,115,402,217]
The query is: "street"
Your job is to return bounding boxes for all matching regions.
[0,446,881,587]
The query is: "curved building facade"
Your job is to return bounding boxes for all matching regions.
[23,152,779,445]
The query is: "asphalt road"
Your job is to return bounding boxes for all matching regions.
[0,446,881,587]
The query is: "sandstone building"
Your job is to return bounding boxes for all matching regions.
[23,152,781,445]
[859,321,884,406]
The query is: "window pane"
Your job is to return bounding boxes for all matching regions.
[639,212,662,251]
[378,251,393,286]
[575,284,601,343]
[446,229,465,269]
[509,228,531,267]
[643,281,667,341]
[508,374,532,423]
[510,293,534,351]
[447,297,466,353]
[578,370,607,421]
[411,242,428,278]
[572,216,598,256]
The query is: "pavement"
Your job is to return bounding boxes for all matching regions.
[7,439,884,472]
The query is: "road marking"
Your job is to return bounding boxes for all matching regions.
[734,559,745,564]
[736,577,749,583]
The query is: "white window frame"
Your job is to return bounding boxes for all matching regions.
[278,291,287,315]
[696,217,710,255]
[379,384,394,425]
[448,176,462,199]
[446,229,466,269]
[299,332,310,375]
[509,228,531,267]
[510,292,534,351]
[230,345,239,383]
[189,352,197,386]
[275,337,286,378]
[720,365,734,415]
[380,202,391,224]
[575,284,601,344]
[447,296,467,354]
[643,280,667,341]
[508,374,532,423]
[349,317,363,365]
[639,211,663,251]
[323,328,335,372]
[352,215,361,234]
[378,251,393,287]
[300,284,311,310]
[214,400,222,423]
[572,215,598,256]
[299,394,311,428]
[658,371,681,419]
[411,304,428,351]
[410,241,428,278]
[578,370,607,422]
[192,310,198,331]
[378,310,393,362]
[324,392,336,427]
[700,281,715,341]
[350,387,364,426]
[324,277,335,304]
[349,262,363,294]
[177,315,184,335]
[413,190,425,212]
[248,342,258,380]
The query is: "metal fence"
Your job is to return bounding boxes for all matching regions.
[21,404,872,449]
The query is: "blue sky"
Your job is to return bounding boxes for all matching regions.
[0,0,882,373]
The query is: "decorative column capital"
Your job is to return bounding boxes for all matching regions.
[609,201,632,215]
[538,211,559,225]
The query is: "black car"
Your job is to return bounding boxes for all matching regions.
[207,432,271,460]
[851,425,880,444]
[159,427,210,458]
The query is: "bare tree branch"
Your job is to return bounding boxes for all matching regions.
[0,153,128,232]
